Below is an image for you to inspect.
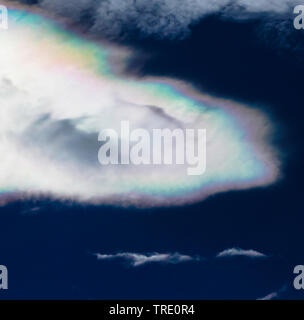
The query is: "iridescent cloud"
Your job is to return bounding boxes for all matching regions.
[0,4,280,207]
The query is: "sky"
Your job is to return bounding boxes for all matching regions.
[0,0,304,300]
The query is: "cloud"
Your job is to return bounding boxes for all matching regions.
[20,206,41,215]
[0,7,280,207]
[258,291,279,300]
[9,0,299,39]
[257,285,287,300]
[216,248,267,258]
[95,247,270,267]
[95,252,198,267]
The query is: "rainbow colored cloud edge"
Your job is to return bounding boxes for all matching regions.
[0,3,280,207]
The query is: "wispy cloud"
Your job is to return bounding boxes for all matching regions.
[258,291,279,300]
[257,285,287,300]
[94,252,200,267]
[20,206,41,215]
[16,0,298,39]
[216,247,267,259]
[94,247,269,267]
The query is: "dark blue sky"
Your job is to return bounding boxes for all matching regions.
[1,4,304,300]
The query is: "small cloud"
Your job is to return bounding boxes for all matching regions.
[216,247,267,259]
[94,252,199,267]
[20,206,41,215]
[258,291,279,300]
[257,286,287,300]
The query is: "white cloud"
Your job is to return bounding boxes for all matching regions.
[95,252,197,267]
[216,248,267,258]
[0,7,280,207]
[95,248,270,266]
